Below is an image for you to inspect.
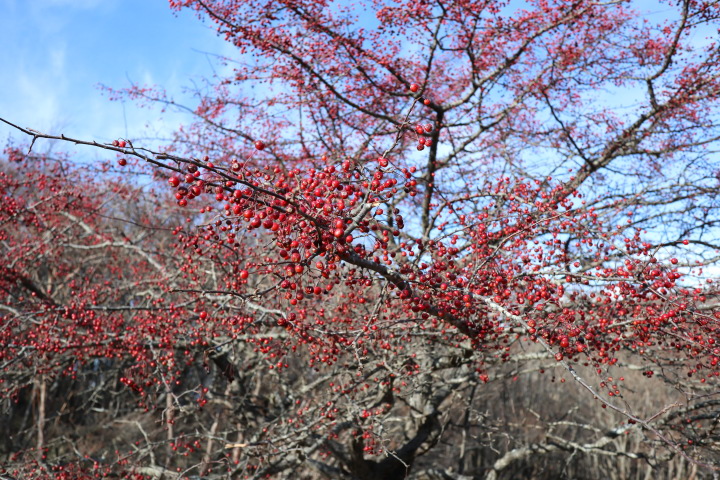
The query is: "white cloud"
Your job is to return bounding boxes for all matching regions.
[7,64,63,132]
[49,45,66,74]
[0,0,233,151]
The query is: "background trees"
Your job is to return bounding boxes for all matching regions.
[2,0,720,478]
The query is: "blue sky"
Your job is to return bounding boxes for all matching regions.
[0,0,232,149]
[0,0,712,154]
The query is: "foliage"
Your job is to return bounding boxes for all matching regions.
[2,0,720,478]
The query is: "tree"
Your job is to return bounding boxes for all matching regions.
[2,0,720,478]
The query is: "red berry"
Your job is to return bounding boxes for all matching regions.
[239,270,249,280]
[670,258,678,264]
[117,158,127,166]
[333,228,344,238]
[118,140,126,148]
[409,83,419,93]
[254,140,265,150]
[423,98,431,106]
[169,176,181,187]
